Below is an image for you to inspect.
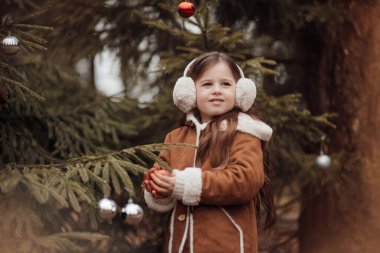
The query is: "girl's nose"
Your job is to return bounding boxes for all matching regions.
[212,84,221,93]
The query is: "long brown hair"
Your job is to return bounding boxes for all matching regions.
[179,52,276,230]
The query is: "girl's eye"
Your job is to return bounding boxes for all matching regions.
[202,82,212,87]
[222,82,231,86]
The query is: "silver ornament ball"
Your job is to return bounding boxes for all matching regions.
[315,154,331,169]
[1,35,20,55]
[98,197,117,221]
[121,198,144,226]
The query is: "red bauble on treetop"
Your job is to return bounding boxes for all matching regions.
[178,1,195,18]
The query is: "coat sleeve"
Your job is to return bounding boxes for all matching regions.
[143,132,176,212]
[172,134,265,206]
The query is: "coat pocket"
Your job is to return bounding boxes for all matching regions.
[192,206,243,253]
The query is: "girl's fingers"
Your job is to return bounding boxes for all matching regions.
[145,180,152,192]
[150,172,170,188]
[143,172,150,181]
[145,168,173,198]
[146,168,155,179]
[154,171,176,189]
[150,180,167,192]
[145,168,174,197]
[148,167,157,175]
[150,180,170,194]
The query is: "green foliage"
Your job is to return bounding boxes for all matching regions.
[0,1,177,252]
[1,0,339,252]
[258,92,334,183]
[217,0,348,33]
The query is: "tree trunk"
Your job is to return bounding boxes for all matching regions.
[299,1,380,252]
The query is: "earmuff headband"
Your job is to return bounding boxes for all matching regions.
[173,56,256,113]
[183,58,245,78]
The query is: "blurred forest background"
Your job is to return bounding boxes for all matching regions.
[1,0,380,253]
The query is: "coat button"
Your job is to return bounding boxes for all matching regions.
[177,214,186,222]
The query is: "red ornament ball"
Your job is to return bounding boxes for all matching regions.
[178,1,195,18]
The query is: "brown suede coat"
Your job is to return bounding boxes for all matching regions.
[156,124,265,253]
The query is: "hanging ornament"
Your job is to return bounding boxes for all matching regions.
[121,198,144,226]
[271,40,288,59]
[1,32,20,55]
[274,63,288,85]
[315,135,331,169]
[98,197,118,221]
[315,154,331,169]
[178,1,195,18]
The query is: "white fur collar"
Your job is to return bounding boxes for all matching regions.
[236,112,272,141]
[186,112,272,141]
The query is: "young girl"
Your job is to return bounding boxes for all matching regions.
[142,52,275,253]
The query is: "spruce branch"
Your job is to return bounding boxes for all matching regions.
[0,124,59,164]
[18,39,48,51]
[32,232,108,252]
[196,15,209,50]
[197,0,210,50]
[4,0,41,9]
[13,29,48,44]
[23,0,41,10]
[246,57,278,76]
[0,78,45,101]
[0,61,26,81]
[14,6,50,23]
[2,143,195,219]
[13,23,53,31]
[6,143,195,170]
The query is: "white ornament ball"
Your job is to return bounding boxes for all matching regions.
[1,35,20,55]
[121,199,144,226]
[315,154,331,169]
[98,197,117,221]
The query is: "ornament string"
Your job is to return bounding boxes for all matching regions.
[320,135,327,155]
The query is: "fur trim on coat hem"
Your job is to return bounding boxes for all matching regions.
[144,190,176,213]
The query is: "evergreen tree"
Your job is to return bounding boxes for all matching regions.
[1,0,334,252]
[0,1,171,252]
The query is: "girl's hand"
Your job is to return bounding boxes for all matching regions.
[143,167,158,193]
[143,167,167,199]
[143,170,153,193]
[150,169,176,198]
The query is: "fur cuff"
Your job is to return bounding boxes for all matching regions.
[173,167,202,206]
[144,190,176,213]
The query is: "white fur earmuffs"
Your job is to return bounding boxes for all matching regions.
[173,58,257,113]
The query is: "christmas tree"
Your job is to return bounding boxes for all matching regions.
[0,0,343,252]
[0,1,173,252]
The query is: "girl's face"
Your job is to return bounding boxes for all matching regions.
[195,61,237,123]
